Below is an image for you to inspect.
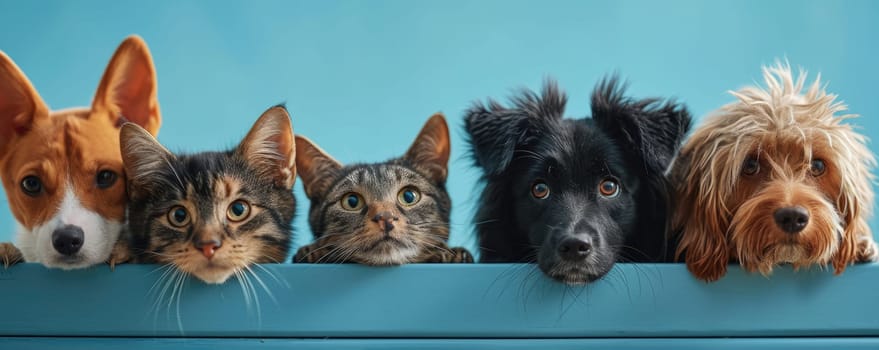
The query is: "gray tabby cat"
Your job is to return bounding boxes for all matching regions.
[293,114,473,265]
[120,105,296,284]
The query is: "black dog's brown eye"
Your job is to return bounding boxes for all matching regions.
[96,170,118,189]
[21,176,42,196]
[598,179,620,198]
[810,159,826,176]
[531,181,550,199]
[742,156,760,175]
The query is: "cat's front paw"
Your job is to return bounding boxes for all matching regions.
[424,246,474,263]
[448,247,474,263]
[107,240,133,270]
[0,242,24,268]
[293,244,321,263]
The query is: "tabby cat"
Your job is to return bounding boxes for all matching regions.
[120,105,296,284]
[293,114,472,265]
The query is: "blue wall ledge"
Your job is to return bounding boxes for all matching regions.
[0,263,876,338]
[2,338,879,350]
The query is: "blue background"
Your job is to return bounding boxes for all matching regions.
[1,0,878,256]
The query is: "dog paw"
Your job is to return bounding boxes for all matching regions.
[0,242,24,268]
[856,237,879,263]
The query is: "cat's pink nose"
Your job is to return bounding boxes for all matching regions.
[196,240,222,259]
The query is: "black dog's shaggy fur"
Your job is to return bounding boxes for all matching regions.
[465,78,691,284]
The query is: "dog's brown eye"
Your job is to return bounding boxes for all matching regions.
[598,179,620,198]
[810,159,826,176]
[96,170,118,189]
[531,181,550,199]
[742,156,760,175]
[20,175,42,196]
[167,206,191,227]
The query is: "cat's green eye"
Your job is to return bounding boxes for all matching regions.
[397,187,421,206]
[340,192,365,211]
[227,200,251,222]
[167,206,190,227]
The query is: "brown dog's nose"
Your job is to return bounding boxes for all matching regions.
[195,239,222,259]
[774,206,809,234]
[372,211,398,234]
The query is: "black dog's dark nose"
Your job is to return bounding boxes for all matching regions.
[774,206,809,234]
[558,238,592,261]
[52,225,84,256]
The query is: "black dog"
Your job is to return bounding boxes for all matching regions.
[464,78,691,284]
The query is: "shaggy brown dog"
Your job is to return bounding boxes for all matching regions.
[671,63,878,282]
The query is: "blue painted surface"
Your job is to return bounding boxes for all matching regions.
[0,263,877,338]
[2,0,879,257]
[2,338,879,350]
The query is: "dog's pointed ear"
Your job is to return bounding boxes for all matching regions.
[465,80,566,176]
[120,122,175,197]
[670,143,730,282]
[92,35,161,135]
[237,105,296,189]
[591,76,692,175]
[404,113,450,184]
[0,51,50,154]
[295,135,342,199]
[464,102,526,176]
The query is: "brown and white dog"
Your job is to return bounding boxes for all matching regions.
[671,63,879,282]
[0,36,161,269]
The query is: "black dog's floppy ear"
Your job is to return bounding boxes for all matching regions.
[591,76,692,175]
[465,80,566,176]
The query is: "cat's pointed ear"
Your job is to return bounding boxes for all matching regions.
[120,122,175,196]
[92,35,161,135]
[238,105,296,189]
[295,135,342,198]
[404,113,451,184]
[591,76,692,175]
[0,50,50,155]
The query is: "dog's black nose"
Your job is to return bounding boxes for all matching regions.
[774,206,809,234]
[52,225,84,256]
[558,238,592,261]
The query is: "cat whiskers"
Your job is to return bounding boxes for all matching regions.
[233,268,260,325]
[146,263,189,334]
[252,263,289,289]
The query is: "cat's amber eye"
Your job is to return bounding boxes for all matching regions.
[598,178,620,198]
[227,200,251,222]
[531,181,550,199]
[397,187,421,206]
[742,156,760,176]
[167,206,191,227]
[340,192,365,211]
[810,159,826,176]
